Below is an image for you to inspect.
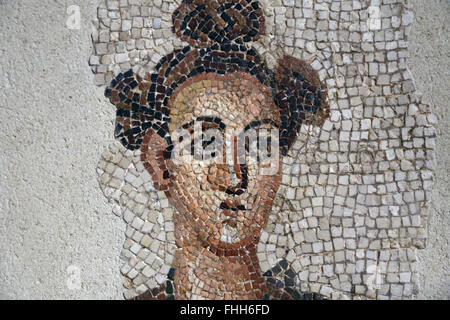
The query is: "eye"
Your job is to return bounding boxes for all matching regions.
[257,129,274,160]
[244,126,276,160]
[186,131,222,160]
[202,135,215,149]
[244,135,257,159]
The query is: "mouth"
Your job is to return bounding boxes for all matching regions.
[219,201,246,212]
[219,201,245,226]
[222,218,237,228]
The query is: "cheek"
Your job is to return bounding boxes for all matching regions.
[245,175,279,223]
[248,173,280,197]
[168,162,210,207]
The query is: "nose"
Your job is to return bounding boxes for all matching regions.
[222,136,248,196]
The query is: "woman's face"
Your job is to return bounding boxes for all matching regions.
[145,72,282,251]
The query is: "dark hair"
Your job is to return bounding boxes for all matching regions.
[104,0,328,156]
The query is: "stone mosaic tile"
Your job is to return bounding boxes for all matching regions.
[91,0,436,300]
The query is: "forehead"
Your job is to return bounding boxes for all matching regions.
[169,72,279,132]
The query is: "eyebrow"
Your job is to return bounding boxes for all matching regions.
[181,116,226,131]
[180,118,279,133]
[243,119,279,132]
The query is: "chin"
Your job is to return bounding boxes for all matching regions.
[220,225,240,244]
[199,227,260,255]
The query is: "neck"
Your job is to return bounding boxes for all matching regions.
[172,241,267,300]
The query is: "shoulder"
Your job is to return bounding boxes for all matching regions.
[130,281,175,300]
[263,259,328,300]
[129,269,176,300]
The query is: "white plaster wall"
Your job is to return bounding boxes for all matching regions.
[0,0,124,299]
[408,0,449,300]
[0,0,447,299]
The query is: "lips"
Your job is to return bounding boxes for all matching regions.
[219,201,246,211]
[219,201,245,222]
[222,219,237,228]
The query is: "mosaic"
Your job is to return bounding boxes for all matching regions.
[91,0,436,300]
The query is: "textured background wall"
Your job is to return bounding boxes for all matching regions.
[407,0,449,300]
[0,0,447,299]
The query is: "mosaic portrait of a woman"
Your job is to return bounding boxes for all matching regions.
[92,0,434,300]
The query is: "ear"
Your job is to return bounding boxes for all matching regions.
[140,129,172,191]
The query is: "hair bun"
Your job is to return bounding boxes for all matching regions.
[172,0,265,48]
